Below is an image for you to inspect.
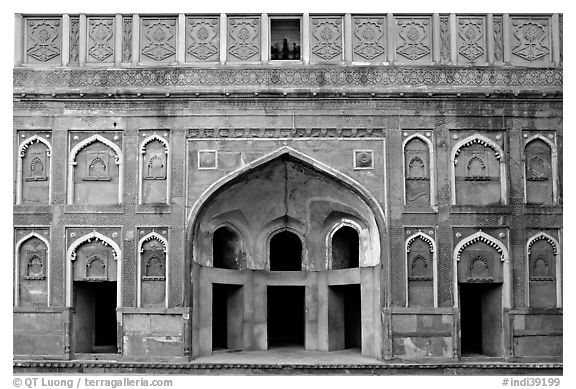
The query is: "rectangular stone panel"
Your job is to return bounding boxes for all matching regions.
[186,16,220,62]
[457,16,487,64]
[352,16,386,62]
[510,16,553,65]
[310,16,344,62]
[87,17,115,63]
[227,16,261,62]
[394,16,432,64]
[69,17,79,65]
[25,17,62,64]
[140,17,178,64]
[122,17,132,63]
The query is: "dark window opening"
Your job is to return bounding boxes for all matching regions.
[213,226,241,270]
[270,19,301,60]
[212,283,244,352]
[328,284,362,351]
[270,231,302,271]
[267,286,305,348]
[332,226,359,269]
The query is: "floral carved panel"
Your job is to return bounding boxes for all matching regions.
[87,17,115,63]
[493,15,504,63]
[394,16,432,63]
[69,17,79,65]
[511,16,552,64]
[457,16,487,64]
[25,18,62,64]
[122,17,132,63]
[440,15,450,63]
[352,16,386,62]
[140,17,177,63]
[310,16,343,62]
[227,16,260,62]
[186,17,220,62]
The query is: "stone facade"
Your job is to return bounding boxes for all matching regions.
[14,13,562,363]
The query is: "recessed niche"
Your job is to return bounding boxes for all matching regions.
[270,18,301,61]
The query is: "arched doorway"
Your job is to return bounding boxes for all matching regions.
[269,230,302,271]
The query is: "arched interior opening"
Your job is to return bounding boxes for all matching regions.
[332,226,359,269]
[213,226,241,270]
[270,231,302,271]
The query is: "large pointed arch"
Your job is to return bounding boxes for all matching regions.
[452,230,511,308]
[450,134,507,205]
[526,231,562,308]
[186,146,387,265]
[67,134,124,204]
[65,231,122,307]
[137,231,169,308]
[17,135,53,204]
[14,231,51,307]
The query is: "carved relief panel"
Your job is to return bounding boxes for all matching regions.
[140,236,167,307]
[493,15,504,63]
[510,16,552,65]
[69,17,79,65]
[453,133,504,206]
[87,17,115,63]
[72,240,117,282]
[455,230,505,284]
[457,16,487,64]
[19,132,51,205]
[70,132,122,205]
[122,17,132,63]
[352,16,386,62]
[140,131,169,204]
[186,16,220,62]
[527,231,559,308]
[25,17,62,64]
[310,16,344,62]
[227,16,261,62]
[140,17,177,64]
[406,232,434,307]
[525,138,554,205]
[404,137,430,206]
[394,16,432,64]
[439,15,450,63]
[18,235,48,306]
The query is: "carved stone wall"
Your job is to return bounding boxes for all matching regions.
[87,17,115,64]
[525,138,553,205]
[186,17,220,62]
[139,17,177,64]
[394,16,432,64]
[457,16,487,64]
[310,16,343,62]
[122,17,132,63]
[404,137,430,207]
[227,16,260,62]
[25,17,62,64]
[352,16,386,62]
[406,235,434,307]
[510,16,552,65]
[17,235,49,306]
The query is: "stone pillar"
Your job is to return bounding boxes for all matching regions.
[387,13,395,63]
[487,14,495,65]
[344,13,352,64]
[449,13,457,64]
[79,14,86,66]
[132,14,139,66]
[62,14,70,67]
[503,14,511,65]
[114,14,122,66]
[219,14,227,65]
[552,13,560,66]
[433,13,440,64]
[252,273,267,350]
[316,272,329,351]
[261,13,269,63]
[302,13,310,64]
[14,14,23,67]
[178,14,186,64]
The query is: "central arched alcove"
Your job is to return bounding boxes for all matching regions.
[331,226,359,269]
[269,230,302,271]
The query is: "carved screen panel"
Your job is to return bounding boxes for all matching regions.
[394,16,432,64]
[352,16,386,62]
[457,241,503,283]
[457,16,487,64]
[73,240,117,282]
[404,138,430,206]
[18,237,48,306]
[141,239,166,307]
[87,17,115,63]
[142,139,168,204]
[310,16,344,62]
[407,238,433,307]
[186,16,220,62]
[73,142,119,205]
[529,239,556,307]
[227,16,261,62]
[510,16,552,65]
[525,140,553,205]
[25,17,62,64]
[140,17,177,64]
[22,141,50,204]
[455,143,501,205]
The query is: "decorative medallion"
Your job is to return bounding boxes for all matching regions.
[353,17,385,61]
[187,17,219,61]
[228,17,260,61]
[88,18,114,62]
[396,18,431,61]
[354,150,374,169]
[26,19,61,62]
[311,17,343,61]
[141,18,177,62]
[512,18,550,62]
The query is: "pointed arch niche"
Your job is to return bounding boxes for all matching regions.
[17,135,52,204]
[65,231,122,307]
[14,232,50,307]
[403,134,436,208]
[405,231,437,307]
[451,134,507,206]
[67,134,123,205]
[139,133,170,205]
[524,135,557,206]
[137,231,169,308]
[526,232,561,308]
